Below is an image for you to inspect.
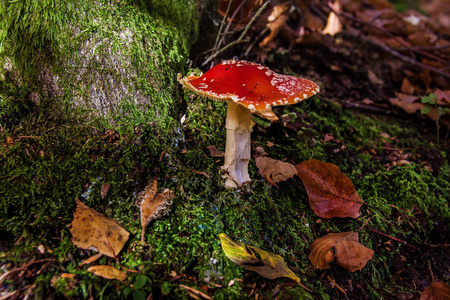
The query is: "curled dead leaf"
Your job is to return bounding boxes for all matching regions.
[295,159,363,218]
[70,199,129,258]
[219,233,302,284]
[139,178,174,242]
[87,265,127,281]
[308,232,374,272]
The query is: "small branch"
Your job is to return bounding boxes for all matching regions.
[369,228,407,244]
[203,1,270,66]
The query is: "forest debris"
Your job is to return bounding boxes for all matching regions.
[70,199,129,258]
[420,282,450,300]
[100,182,111,199]
[322,0,343,36]
[139,178,174,242]
[206,145,224,157]
[87,265,127,281]
[296,159,363,219]
[308,232,374,272]
[219,233,309,290]
[255,156,297,187]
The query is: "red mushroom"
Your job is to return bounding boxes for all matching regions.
[178,60,319,188]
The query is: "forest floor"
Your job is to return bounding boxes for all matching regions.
[1,0,449,299]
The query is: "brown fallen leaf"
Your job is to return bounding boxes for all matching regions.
[78,253,103,268]
[139,178,174,242]
[100,182,111,200]
[308,232,374,272]
[295,159,363,218]
[70,199,129,258]
[255,156,297,187]
[206,145,224,157]
[87,265,127,281]
[421,282,450,300]
[219,233,310,291]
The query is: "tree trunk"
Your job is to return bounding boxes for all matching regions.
[0,0,202,120]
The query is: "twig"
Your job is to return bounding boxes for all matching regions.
[369,228,407,244]
[346,32,450,80]
[203,1,270,66]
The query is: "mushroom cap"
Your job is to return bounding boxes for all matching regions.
[178,60,320,111]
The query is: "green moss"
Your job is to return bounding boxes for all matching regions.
[1,71,449,298]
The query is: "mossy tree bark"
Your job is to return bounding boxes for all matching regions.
[0,0,201,120]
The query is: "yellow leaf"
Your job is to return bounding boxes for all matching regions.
[87,265,127,281]
[219,233,300,283]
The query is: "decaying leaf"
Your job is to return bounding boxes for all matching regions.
[206,145,224,157]
[420,282,450,300]
[87,265,127,281]
[100,182,111,199]
[255,156,297,186]
[295,159,363,218]
[308,232,374,272]
[139,178,174,242]
[70,199,129,258]
[219,233,301,284]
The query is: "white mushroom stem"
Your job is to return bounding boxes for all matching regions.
[222,100,254,188]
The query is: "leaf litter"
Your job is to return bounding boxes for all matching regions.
[70,199,129,258]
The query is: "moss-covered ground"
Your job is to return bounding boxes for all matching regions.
[1,63,449,298]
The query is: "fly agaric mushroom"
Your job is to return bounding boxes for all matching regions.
[178,60,319,188]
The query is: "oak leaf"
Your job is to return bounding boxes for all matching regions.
[139,178,174,242]
[420,282,450,300]
[308,232,374,272]
[256,156,297,187]
[295,159,363,218]
[70,199,129,258]
[219,233,301,284]
[87,265,127,281]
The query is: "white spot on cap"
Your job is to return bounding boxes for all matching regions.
[211,79,214,82]
[303,94,308,98]
[248,104,256,110]
[265,104,271,110]
[294,98,300,103]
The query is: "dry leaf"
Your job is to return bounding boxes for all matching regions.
[256,156,297,186]
[219,233,301,284]
[308,232,374,272]
[100,182,111,199]
[79,253,103,268]
[206,145,224,157]
[322,0,343,36]
[295,159,363,218]
[70,199,129,258]
[420,282,450,300]
[139,178,174,242]
[87,265,127,281]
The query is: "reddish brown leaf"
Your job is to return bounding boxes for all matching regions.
[421,282,450,300]
[295,159,363,218]
[308,232,374,272]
